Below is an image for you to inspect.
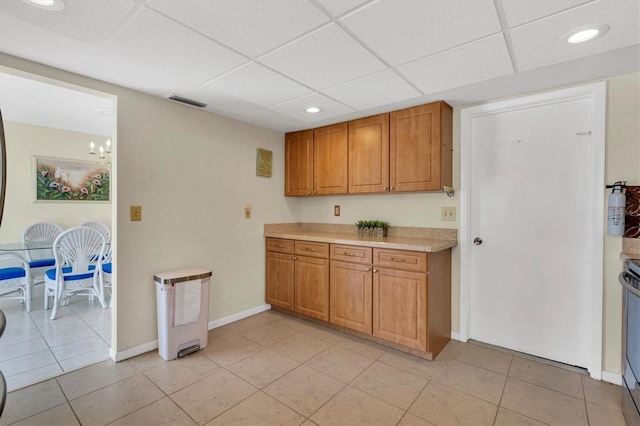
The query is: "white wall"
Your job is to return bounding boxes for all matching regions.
[0,122,111,242]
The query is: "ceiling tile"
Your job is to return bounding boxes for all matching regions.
[340,0,501,66]
[268,93,355,123]
[510,0,640,72]
[501,0,593,28]
[105,8,248,83]
[322,69,421,110]
[202,62,313,107]
[258,23,387,90]
[146,0,330,58]
[315,0,369,17]
[0,0,136,44]
[397,34,514,95]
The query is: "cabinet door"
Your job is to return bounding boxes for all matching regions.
[390,102,452,192]
[330,260,372,333]
[373,267,427,351]
[266,251,294,310]
[295,256,329,321]
[348,114,389,194]
[314,123,348,195]
[285,130,314,196]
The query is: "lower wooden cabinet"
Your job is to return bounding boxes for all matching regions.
[266,237,451,360]
[295,256,329,321]
[266,251,294,311]
[373,267,427,351]
[266,238,329,321]
[330,260,372,334]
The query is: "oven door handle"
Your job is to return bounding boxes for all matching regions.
[619,272,640,298]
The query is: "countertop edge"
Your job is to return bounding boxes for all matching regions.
[264,231,457,253]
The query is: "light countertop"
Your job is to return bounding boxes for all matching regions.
[264,223,457,253]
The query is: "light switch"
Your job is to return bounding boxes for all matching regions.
[244,203,251,219]
[130,205,142,221]
[334,205,340,216]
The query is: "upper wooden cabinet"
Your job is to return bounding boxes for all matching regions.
[285,124,348,196]
[285,129,313,196]
[314,123,348,195]
[285,101,452,196]
[348,114,389,194]
[390,101,452,192]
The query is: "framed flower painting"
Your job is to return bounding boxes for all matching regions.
[33,156,110,202]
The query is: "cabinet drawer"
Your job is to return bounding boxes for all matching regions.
[266,238,294,254]
[373,248,427,272]
[330,244,372,264]
[295,241,329,258]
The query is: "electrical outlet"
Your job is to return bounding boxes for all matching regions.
[130,205,142,221]
[441,207,456,221]
[334,205,340,216]
[244,203,251,219]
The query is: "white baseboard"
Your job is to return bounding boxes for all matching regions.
[601,370,623,386]
[112,340,158,362]
[207,304,271,330]
[450,331,461,341]
[112,304,272,362]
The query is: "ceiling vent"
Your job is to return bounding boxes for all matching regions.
[165,94,207,108]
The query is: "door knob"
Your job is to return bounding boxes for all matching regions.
[473,237,483,245]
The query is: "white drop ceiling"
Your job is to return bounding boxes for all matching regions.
[0,0,638,134]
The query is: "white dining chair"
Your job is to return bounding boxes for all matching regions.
[0,253,32,312]
[22,222,63,286]
[44,226,106,320]
[80,222,112,306]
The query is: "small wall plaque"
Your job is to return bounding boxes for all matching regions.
[256,148,272,177]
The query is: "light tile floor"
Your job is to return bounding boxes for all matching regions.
[1,309,628,425]
[0,284,111,392]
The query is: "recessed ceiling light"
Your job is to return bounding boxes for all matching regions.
[22,0,65,10]
[566,24,609,44]
[305,107,321,114]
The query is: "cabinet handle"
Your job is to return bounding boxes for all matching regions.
[365,267,371,272]
[372,268,378,273]
[383,187,388,191]
[343,252,355,256]
[276,244,285,248]
[305,248,317,252]
[288,256,294,260]
[390,258,406,262]
[308,191,312,194]
[390,186,395,191]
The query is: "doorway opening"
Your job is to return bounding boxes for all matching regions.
[0,66,117,392]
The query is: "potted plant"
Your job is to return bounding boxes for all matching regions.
[356,220,389,237]
[374,220,389,237]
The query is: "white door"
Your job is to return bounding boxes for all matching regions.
[461,83,605,373]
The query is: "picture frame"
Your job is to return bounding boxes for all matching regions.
[33,156,111,203]
[256,148,272,177]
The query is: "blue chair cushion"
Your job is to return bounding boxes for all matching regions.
[102,263,112,274]
[29,258,55,268]
[0,267,26,281]
[45,265,96,282]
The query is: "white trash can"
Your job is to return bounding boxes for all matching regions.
[153,268,212,360]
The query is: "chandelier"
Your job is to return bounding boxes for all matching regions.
[89,138,112,164]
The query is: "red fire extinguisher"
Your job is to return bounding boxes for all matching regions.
[607,181,627,236]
